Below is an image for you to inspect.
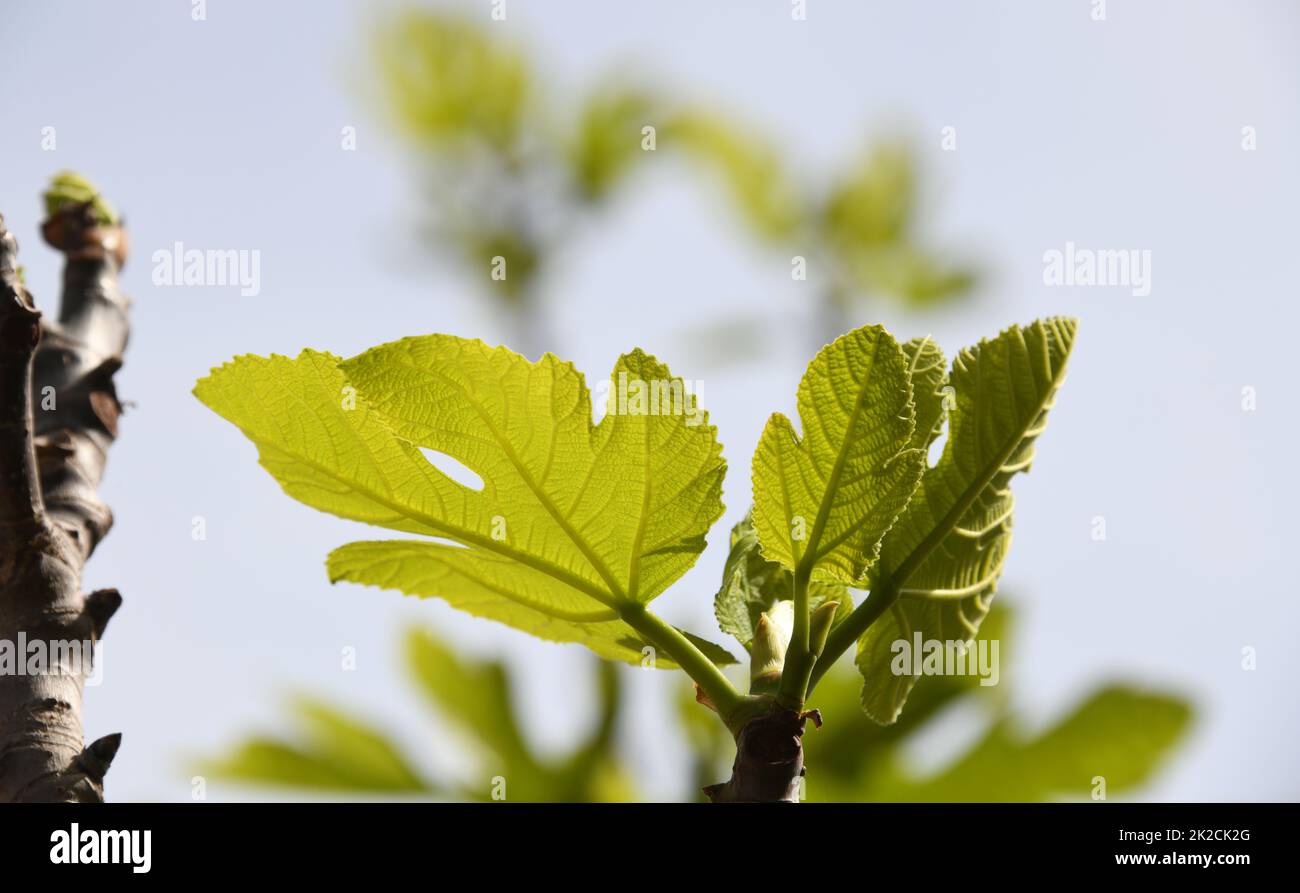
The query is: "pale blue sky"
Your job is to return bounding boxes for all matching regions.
[1,0,1296,801]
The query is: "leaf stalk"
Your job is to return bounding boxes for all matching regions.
[808,579,899,693]
[616,603,746,727]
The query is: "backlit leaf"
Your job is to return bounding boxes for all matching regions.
[751,324,926,585]
[856,318,1077,723]
[714,511,850,650]
[194,338,734,667]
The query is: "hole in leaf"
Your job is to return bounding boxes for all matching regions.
[419,447,484,492]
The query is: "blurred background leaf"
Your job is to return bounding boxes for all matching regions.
[202,627,636,802]
[818,144,975,307]
[204,606,1191,802]
[193,5,1190,803]
[665,111,803,242]
[200,698,432,794]
[569,87,664,201]
[371,6,978,357]
[859,685,1193,802]
[375,10,531,155]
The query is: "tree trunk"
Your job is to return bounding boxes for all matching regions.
[0,200,129,802]
[703,709,820,803]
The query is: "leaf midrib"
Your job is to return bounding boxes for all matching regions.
[889,331,1067,589]
[797,331,885,575]
[624,400,654,600]
[252,427,619,609]
[383,355,633,602]
[350,541,622,622]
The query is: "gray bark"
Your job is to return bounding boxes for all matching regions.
[0,200,129,802]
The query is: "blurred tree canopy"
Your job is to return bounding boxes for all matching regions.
[196,6,1191,802]
[202,629,635,802]
[203,607,1190,802]
[373,8,977,352]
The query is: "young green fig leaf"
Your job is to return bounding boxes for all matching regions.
[901,335,948,452]
[194,338,735,668]
[751,324,925,585]
[714,511,848,650]
[856,317,1077,723]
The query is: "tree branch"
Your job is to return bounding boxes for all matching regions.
[703,708,821,803]
[0,187,129,803]
[0,221,43,531]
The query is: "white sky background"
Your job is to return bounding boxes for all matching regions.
[1,0,1296,801]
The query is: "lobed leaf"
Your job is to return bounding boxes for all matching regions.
[856,317,1077,723]
[751,324,925,585]
[194,337,734,667]
[901,335,948,453]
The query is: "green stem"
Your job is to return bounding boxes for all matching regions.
[618,603,744,722]
[776,564,813,707]
[807,579,899,692]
